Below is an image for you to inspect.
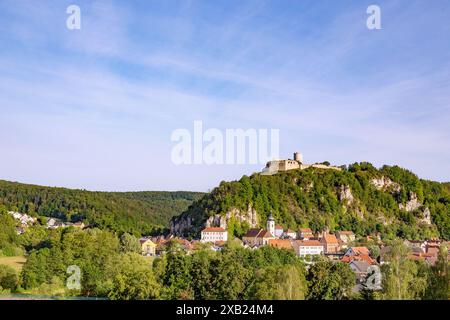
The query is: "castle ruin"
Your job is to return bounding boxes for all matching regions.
[262,152,341,174]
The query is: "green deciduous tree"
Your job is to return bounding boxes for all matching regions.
[0,265,19,291]
[108,253,160,300]
[381,240,428,300]
[425,245,450,300]
[250,265,307,300]
[120,233,141,253]
[307,259,356,300]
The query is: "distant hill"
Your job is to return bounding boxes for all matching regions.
[171,163,450,240]
[0,180,203,235]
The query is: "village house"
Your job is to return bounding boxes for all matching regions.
[284,229,297,239]
[293,240,324,257]
[9,211,36,227]
[425,242,441,255]
[200,227,228,243]
[342,247,375,265]
[73,221,85,229]
[321,234,340,254]
[409,251,438,265]
[381,242,444,266]
[169,237,193,252]
[404,239,426,251]
[139,238,157,256]
[299,228,314,240]
[152,236,194,254]
[150,235,168,255]
[349,260,372,283]
[409,241,442,265]
[268,239,294,251]
[274,225,284,238]
[335,231,355,246]
[46,217,66,229]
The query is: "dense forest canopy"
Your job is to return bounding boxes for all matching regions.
[0,180,203,236]
[174,163,450,240]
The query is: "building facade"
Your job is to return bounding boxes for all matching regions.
[321,234,340,253]
[294,240,324,257]
[200,227,228,243]
[140,238,157,256]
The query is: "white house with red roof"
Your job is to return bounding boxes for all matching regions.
[294,240,324,257]
[201,227,228,243]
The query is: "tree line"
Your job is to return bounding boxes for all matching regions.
[0,180,203,235]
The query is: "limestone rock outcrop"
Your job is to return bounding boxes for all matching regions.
[339,185,354,205]
[171,204,259,235]
[399,191,422,212]
[371,176,401,193]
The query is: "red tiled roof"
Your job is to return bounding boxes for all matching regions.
[300,228,313,233]
[202,227,226,233]
[275,225,283,230]
[269,239,293,250]
[348,247,370,256]
[341,254,375,265]
[322,234,339,244]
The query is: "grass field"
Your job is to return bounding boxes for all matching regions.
[0,256,27,272]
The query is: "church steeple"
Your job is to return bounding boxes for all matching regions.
[267,212,275,237]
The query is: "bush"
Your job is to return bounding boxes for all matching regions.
[0,265,19,291]
[0,244,24,257]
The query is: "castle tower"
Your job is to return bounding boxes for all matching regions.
[267,212,275,237]
[293,152,303,164]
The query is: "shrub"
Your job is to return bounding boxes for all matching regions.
[0,265,19,291]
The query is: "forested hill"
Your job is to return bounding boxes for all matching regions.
[171,163,450,240]
[0,180,203,235]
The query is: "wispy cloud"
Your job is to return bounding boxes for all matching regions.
[0,0,449,191]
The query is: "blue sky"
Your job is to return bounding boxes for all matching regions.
[0,0,449,191]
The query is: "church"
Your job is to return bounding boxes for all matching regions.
[242,213,277,247]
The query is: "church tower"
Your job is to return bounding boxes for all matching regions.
[267,212,275,237]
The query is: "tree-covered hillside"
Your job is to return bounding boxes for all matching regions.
[172,163,450,240]
[0,180,203,235]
